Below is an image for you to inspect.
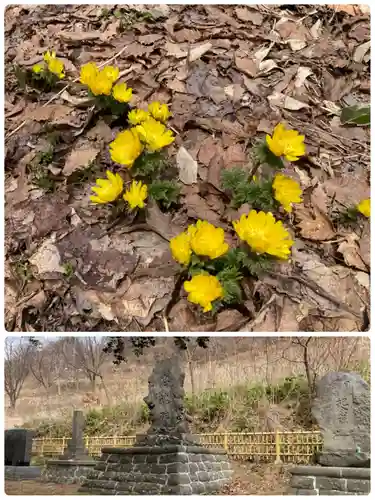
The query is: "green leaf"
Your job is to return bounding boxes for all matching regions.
[221,166,276,210]
[341,104,370,126]
[132,151,166,179]
[217,267,243,304]
[148,179,180,209]
[241,253,273,277]
[221,167,250,192]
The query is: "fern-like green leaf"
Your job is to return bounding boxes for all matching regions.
[148,179,180,208]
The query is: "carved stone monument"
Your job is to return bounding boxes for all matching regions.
[80,354,233,494]
[289,371,371,495]
[42,410,96,484]
[311,371,370,467]
[136,355,197,446]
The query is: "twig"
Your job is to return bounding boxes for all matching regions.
[163,314,170,332]
[6,45,128,140]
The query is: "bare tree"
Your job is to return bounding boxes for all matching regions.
[29,341,64,394]
[4,338,33,409]
[62,337,108,396]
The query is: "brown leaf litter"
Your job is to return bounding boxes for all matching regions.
[4,4,370,332]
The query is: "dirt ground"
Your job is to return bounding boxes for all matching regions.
[4,462,290,495]
[4,4,370,332]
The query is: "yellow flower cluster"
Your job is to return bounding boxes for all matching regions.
[170,220,229,266]
[32,50,65,79]
[233,210,294,260]
[110,101,174,166]
[357,198,370,217]
[184,274,224,312]
[80,62,132,101]
[266,123,305,161]
[136,118,175,152]
[124,180,148,210]
[272,174,302,213]
[110,129,143,168]
[90,171,147,210]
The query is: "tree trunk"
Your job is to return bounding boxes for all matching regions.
[90,374,97,392]
[9,394,17,409]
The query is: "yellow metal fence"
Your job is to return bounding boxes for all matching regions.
[32,431,322,464]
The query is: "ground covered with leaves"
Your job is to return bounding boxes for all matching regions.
[5,4,370,332]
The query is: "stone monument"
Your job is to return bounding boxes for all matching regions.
[311,371,370,467]
[80,354,233,494]
[4,428,34,466]
[289,371,371,495]
[42,410,96,484]
[4,428,42,480]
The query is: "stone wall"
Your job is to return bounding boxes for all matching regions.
[41,460,97,485]
[289,465,370,495]
[79,444,232,495]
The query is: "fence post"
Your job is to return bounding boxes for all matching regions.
[85,435,89,453]
[62,436,66,453]
[274,429,282,464]
[223,432,228,452]
[41,437,45,456]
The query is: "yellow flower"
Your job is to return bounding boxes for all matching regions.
[170,232,192,266]
[136,118,175,151]
[357,198,370,217]
[90,171,123,204]
[272,174,302,213]
[47,58,65,79]
[123,180,148,210]
[148,101,171,123]
[233,210,294,260]
[184,274,224,312]
[109,128,143,167]
[80,62,98,85]
[88,73,113,96]
[32,63,44,74]
[128,108,150,126]
[189,220,229,259]
[113,82,133,103]
[266,123,305,162]
[101,65,119,83]
[43,50,56,63]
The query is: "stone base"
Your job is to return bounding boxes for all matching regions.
[317,450,370,468]
[5,465,42,480]
[289,465,371,495]
[42,459,97,485]
[79,444,233,495]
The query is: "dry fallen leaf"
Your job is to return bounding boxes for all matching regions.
[28,104,72,122]
[176,146,198,185]
[337,234,368,272]
[353,41,371,63]
[284,96,310,111]
[295,185,335,241]
[58,30,101,44]
[235,54,257,77]
[165,40,188,58]
[60,91,94,107]
[63,146,100,176]
[235,6,263,25]
[294,67,313,88]
[189,42,212,62]
[198,137,224,167]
